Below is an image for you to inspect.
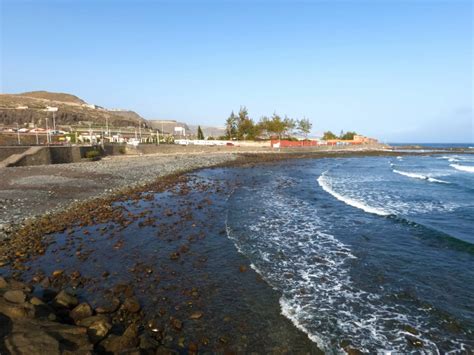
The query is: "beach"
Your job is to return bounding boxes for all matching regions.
[1,148,472,353]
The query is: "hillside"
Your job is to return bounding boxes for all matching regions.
[17,91,86,105]
[0,92,148,128]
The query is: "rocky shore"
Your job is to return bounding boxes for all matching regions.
[1,148,454,354]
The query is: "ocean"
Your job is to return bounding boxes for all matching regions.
[226,153,474,353]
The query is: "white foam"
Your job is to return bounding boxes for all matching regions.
[317,172,391,216]
[392,169,449,184]
[450,164,474,173]
[225,178,446,353]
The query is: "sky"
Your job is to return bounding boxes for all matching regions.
[1,0,472,143]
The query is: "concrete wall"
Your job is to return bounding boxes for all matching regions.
[49,146,82,164]
[0,147,30,161]
[1,146,83,167]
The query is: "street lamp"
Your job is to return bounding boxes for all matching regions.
[16,123,20,145]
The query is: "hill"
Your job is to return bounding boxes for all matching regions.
[17,91,86,105]
[0,92,148,128]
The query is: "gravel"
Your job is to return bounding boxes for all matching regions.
[0,152,238,237]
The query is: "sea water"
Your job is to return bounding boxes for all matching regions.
[226,154,474,353]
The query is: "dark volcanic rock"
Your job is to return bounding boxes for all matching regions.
[123,296,141,313]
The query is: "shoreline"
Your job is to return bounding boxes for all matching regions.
[0,148,472,353]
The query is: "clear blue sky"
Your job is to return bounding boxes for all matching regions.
[1,0,472,142]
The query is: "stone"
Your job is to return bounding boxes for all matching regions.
[123,296,141,313]
[4,318,93,354]
[139,333,159,350]
[170,318,182,331]
[0,298,35,319]
[76,315,110,328]
[53,290,78,309]
[8,280,33,293]
[4,290,26,304]
[30,297,45,306]
[70,303,93,322]
[0,276,8,288]
[95,297,120,313]
[52,269,64,278]
[87,318,112,343]
[406,335,423,347]
[99,324,138,352]
[155,346,179,355]
[189,311,203,320]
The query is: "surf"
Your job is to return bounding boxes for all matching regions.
[392,169,449,184]
[450,164,474,173]
[317,171,391,216]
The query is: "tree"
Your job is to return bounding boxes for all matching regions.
[297,118,312,139]
[225,111,237,139]
[340,131,357,140]
[260,113,287,140]
[323,131,337,140]
[197,125,204,140]
[283,116,297,138]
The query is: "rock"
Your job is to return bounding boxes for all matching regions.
[30,297,45,306]
[123,296,141,313]
[53,290,78,309]
[76,315,110,328]
[70,303,93,322]
[95,297,120,313]
[87,317,112,343]
[170,318,182,331]
[52,269,64,278]
[70,270,81,279]
[0,297,35,319]
[406,335,423,347]
[139,333,159,349]
[189,311,203,320]
[4,318,93,354]
[99,324,138,352]
[4,290,26,304]
[0,276,8,288]
[403,324,419,335]
[8,280,33,293]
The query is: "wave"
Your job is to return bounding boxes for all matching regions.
[317,172,391,216]
[450,164,474,173]
[392,169,449,184]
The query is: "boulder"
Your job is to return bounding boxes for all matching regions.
[87,318,112,343]
[123,296,141,313]
[0,297,35,319]
[53,290,78,309]
[70,303,93,323]
[3,290,26,304]
[4,318,92,354]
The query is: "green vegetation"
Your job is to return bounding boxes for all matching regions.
[85,149,101,160]
[197,125,204,140]
[323,130,358,140]
[224,107,312,141]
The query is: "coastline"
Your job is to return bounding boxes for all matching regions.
[0,147,471,353]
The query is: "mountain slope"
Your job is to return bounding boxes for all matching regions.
[17,91,86,105]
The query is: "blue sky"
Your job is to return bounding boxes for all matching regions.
[1,0,472,142]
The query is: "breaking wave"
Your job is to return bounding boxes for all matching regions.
[317,171,391,216]
[392,169,449,184]
[450,164,474,173]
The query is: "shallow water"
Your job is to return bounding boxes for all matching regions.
[226,155,474,353]
[10,154,474,353]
